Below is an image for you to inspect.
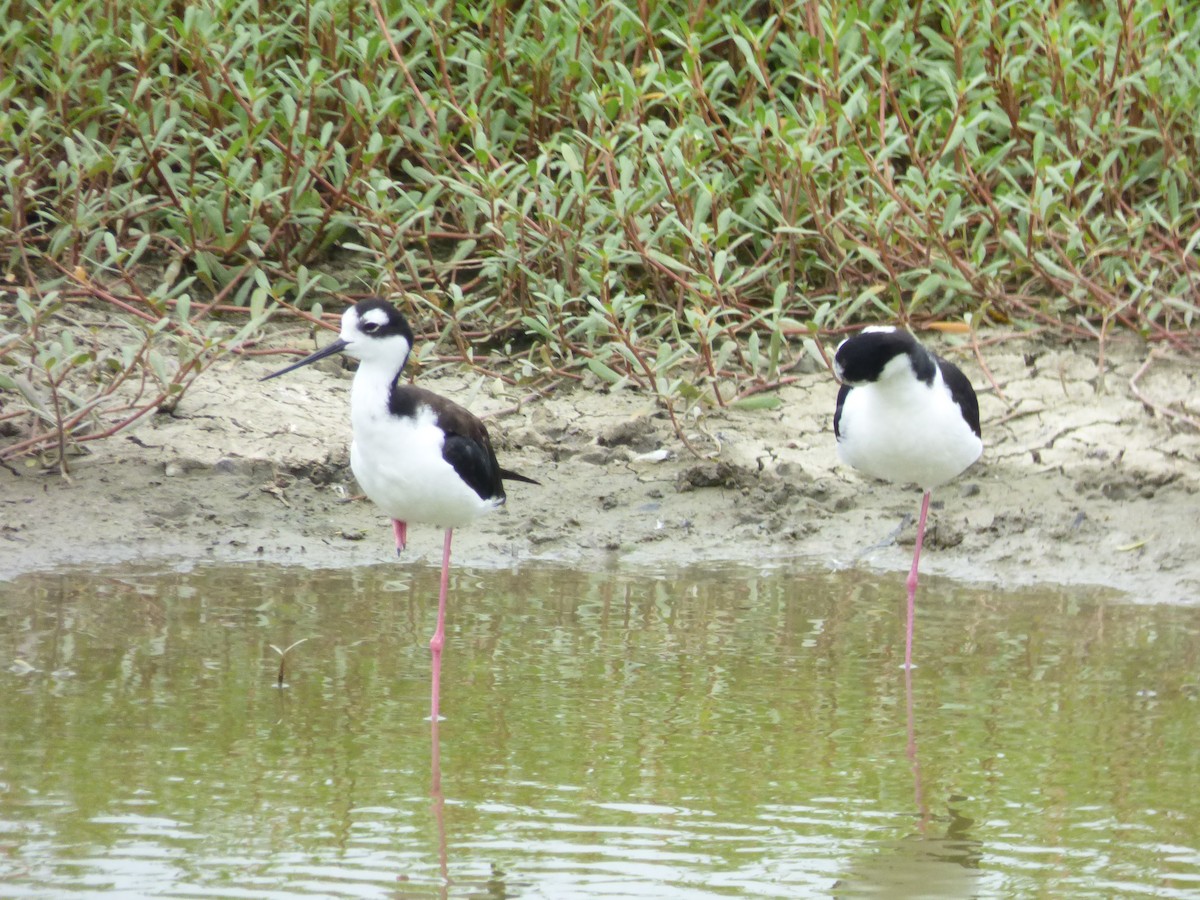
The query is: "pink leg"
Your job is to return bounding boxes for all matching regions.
[904,490,932,670]
[392,519,407,556]
[429,528,452,721]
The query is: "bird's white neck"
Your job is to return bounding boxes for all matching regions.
[880,372,938,399]
[349,359,403,428]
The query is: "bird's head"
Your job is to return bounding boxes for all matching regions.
[337,299,415,366]
[833,326,934,387]
[261,298,415,381]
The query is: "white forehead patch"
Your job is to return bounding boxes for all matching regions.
[861,325,897,335]
[360,307,390,328]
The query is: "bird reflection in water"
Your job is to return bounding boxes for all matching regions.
[833,670,984,898]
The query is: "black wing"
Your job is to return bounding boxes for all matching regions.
[392,385,538,500]
[833,383,851,440]
[935,356,982,438]
[442,429,506,503]
[391,385,504,502]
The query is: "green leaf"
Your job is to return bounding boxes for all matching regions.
[911,272,944,306]
[561,143,581,172]
[733,394,782,411]
[731,34,766,89]
[586,357,624,385]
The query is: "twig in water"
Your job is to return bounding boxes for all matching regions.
[269,639,309,688]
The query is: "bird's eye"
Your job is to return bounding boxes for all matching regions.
[360,321,380,334]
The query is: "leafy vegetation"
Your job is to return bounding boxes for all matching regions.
[2,0,1198,464]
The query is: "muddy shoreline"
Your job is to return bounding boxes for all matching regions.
[2,335,1198,603]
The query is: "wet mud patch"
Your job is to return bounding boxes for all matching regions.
[1,335,1197,603]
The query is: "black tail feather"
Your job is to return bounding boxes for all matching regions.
[499,467,540,486]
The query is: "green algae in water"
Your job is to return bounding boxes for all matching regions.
[1,563,1198,898]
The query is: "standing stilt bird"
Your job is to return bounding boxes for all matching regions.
[262,298,537,719]
[833,326,982,669]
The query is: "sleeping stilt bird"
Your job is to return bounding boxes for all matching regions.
[263,298,537,720]
[833,326,982,670]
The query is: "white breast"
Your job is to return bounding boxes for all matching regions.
[837,370,982,490]
[348,369,500,529]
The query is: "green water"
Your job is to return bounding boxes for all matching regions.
[1,562,1198,898]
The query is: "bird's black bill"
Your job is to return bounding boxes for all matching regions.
[260,338,349,381]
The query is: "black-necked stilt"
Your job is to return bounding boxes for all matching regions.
[263,298,537,720]
[833,326,982,669]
